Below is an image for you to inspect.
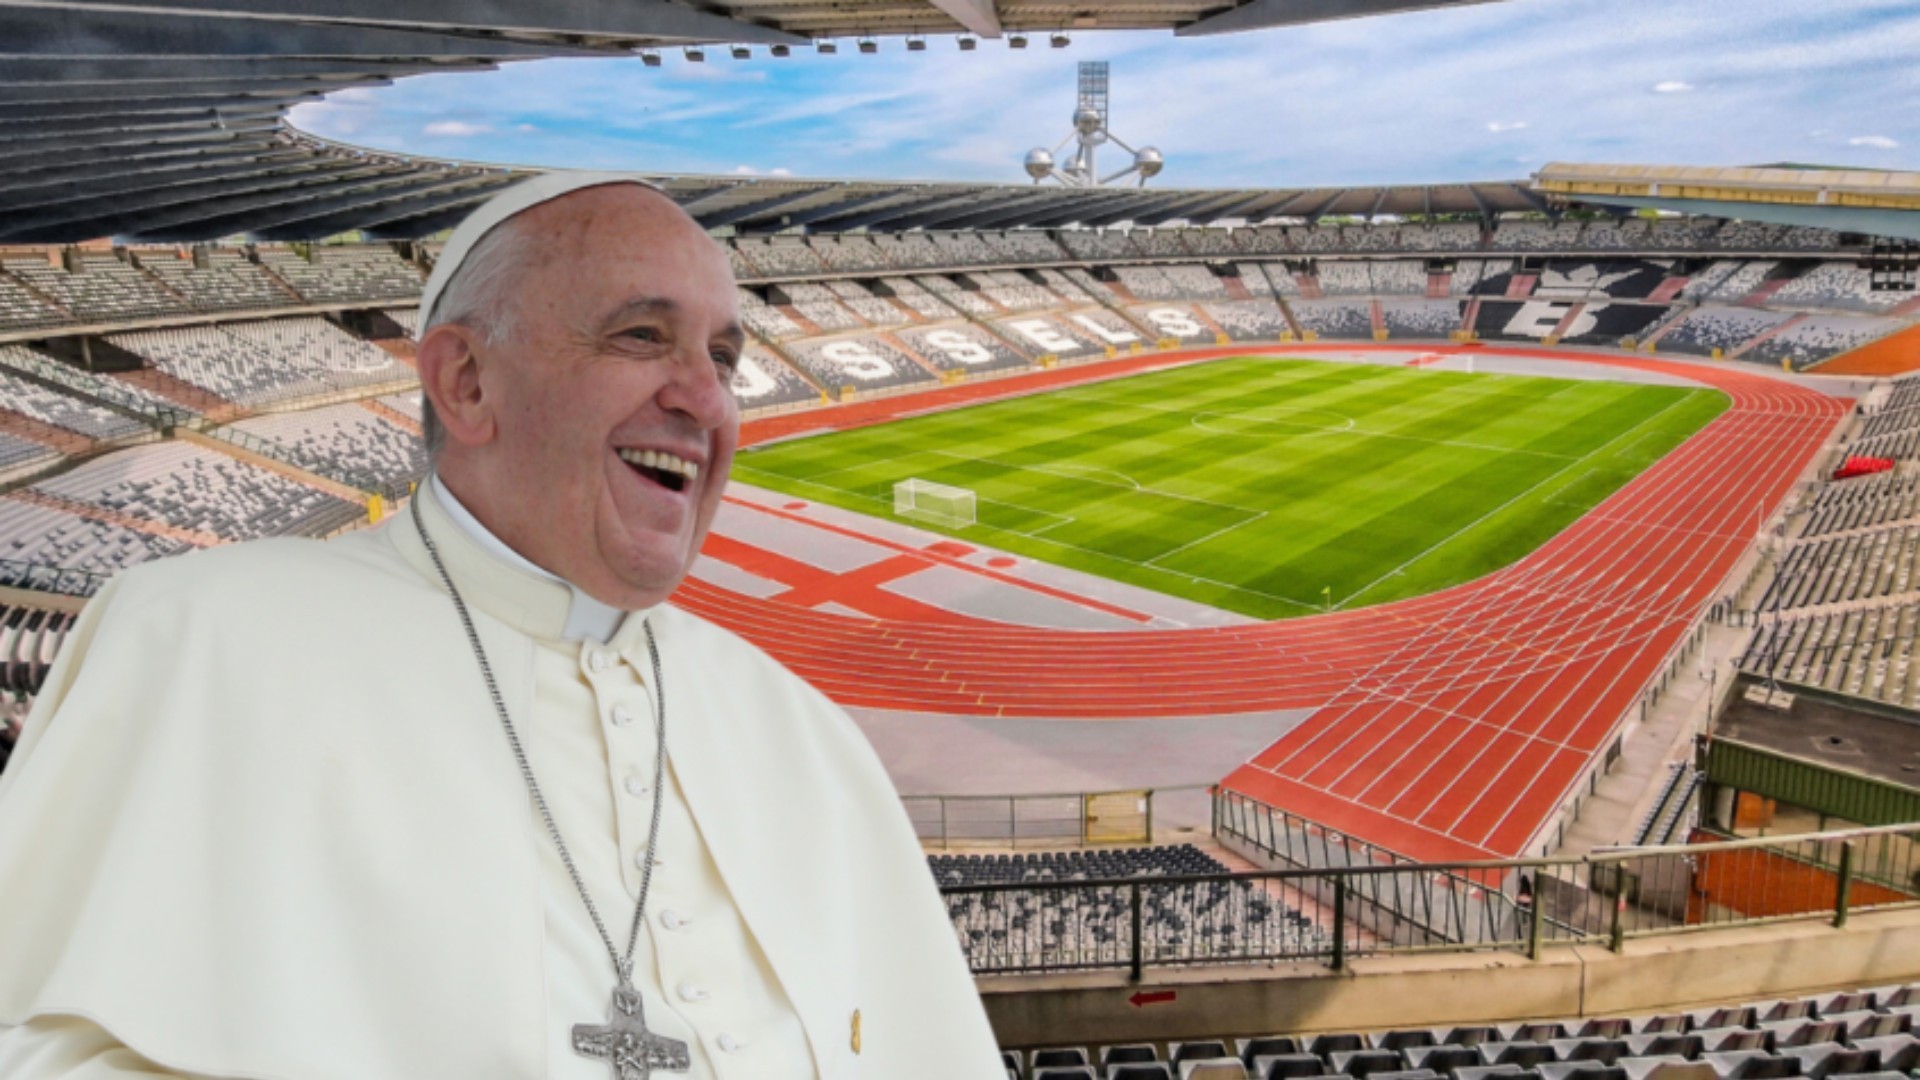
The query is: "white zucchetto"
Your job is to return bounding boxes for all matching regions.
[418,171,667,327]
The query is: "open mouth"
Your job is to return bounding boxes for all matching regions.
[616,447,699,494]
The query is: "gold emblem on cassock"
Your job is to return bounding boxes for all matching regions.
[850,1008,861,1055]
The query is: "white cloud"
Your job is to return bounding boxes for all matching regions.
[1486,121,1528,133]
[770,167,792,176]
[1653,80,1694,93]
[514,123,538,133]
[732,164,758,174]
[1850,135,1899,148]
[423,120,490,137]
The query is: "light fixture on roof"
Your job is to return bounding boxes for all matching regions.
[640,49,663,67]
[857,36,878,54]
[1049,32,1070,48]
[906,34,927,51]
[1008,33,1028,48]
[957,34,977,50]
[684,46,706,62]
[731,44,751,59]
[770,43,791,57]
[815,39,837,53]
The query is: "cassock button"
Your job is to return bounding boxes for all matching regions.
[660,909,688,931]
[676,982,709,1003]
[589,649,613,673]
[624,776,649,798]
[611,705,634,728]
[716,1033,746,1053]
[632,847,651,870]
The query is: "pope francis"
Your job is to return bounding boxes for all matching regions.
[0,175,1005,1079]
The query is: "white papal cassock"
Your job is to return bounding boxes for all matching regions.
[0,480,1003,1079]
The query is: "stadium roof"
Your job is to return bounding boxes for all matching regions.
[1536,162,1920,242]
[0,0,1528,243]
[0,121,1552,243]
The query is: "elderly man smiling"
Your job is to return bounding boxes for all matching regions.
[0,175,1004,1080]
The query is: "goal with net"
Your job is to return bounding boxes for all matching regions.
[892,478,976,528]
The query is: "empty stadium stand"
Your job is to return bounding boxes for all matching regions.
[1003,1006,1920,1080]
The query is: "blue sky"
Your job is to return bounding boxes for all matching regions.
[291,0,1920,189]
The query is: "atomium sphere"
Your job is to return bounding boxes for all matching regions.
[1073,106,1103,134]
[1134,146,1165,178]
[1023,147,1055,179]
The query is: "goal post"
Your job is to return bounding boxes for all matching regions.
[893,478,976,528]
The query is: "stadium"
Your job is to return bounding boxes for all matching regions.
[1,1,1919,1076]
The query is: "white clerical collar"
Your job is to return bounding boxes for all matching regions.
[428,473,625,644]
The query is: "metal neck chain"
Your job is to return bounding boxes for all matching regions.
[411,496,667,988]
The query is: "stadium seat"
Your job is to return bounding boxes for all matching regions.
[1409,1046,1485,1074]
[1552,1040,1629,1065]
[1240,1038,1303,1066]
[1332,1050,1407,1078]
[1310,1035,1370,1058]
[1624,1035,1705,1060]
[1377,1032,1439,1052]
[1622,1061,1716,1080]
[1537,1064,1627,1080]
[1181,1062,1251,1080]
[1848,1036,1917,1074]
[1781,1045,1879,1080]
[1112,1065,1177,1080]
[1697,1031,1770,1055]
[1104,1045,1163,1068]
[1480,1044,1557,1069]
[1173,1042,1234,1066]
[1037,1048,1095,1069]
[1254,1053,1329,1079]
[1038,1068,1099,1080]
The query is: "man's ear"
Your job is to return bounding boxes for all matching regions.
[416,323,496,449]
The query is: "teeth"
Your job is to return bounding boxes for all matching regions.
[617,447,699,482]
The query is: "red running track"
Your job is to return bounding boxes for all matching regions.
[675,345,1848,862]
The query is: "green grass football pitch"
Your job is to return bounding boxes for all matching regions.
[732,357,1728,620]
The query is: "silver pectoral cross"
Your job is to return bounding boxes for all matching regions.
[572,982,692,1079]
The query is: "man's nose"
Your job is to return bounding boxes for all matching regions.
[659,345,735,428]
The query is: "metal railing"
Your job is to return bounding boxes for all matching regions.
[907,789,1161,849]
[939,799,1920,979]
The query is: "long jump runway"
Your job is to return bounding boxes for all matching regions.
[672,346,1848,862]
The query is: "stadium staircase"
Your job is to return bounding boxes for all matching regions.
[1739,275,1795,308]
[1730,314,1809,362]
[110,366,243,422]
[1546,304,1588,341]
[1647,277,1692,304]
[0,410,95,458]
[4,488,221,547]
[357,398,421,437]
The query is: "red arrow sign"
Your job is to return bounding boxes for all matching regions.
[1128,990,1177,1008]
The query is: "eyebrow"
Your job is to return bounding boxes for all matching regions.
[602,295,746,349]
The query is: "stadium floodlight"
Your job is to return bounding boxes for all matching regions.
[731,44,751,59]
[907,35,927,51]
[1008,33,1028,48]
[770,43,791,57]
[639,49,663,67]
[1050,32,1071,48]
[858,36,879,54]
[894,479,976,528]
[816,39,837,54]
[957,35,977,50]
[684,46,706,62]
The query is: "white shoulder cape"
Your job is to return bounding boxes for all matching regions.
[0,518,1002,1079]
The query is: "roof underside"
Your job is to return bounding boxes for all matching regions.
[0,0,1529,243]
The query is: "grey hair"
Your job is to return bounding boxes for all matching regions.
[418,216,540,459]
